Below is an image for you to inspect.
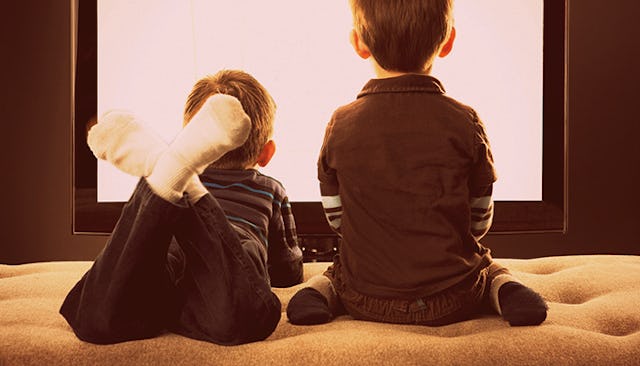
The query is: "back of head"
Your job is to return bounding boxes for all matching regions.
[183,70,276,169]
[350,0,453,73]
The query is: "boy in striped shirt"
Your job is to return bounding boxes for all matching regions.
[61,70,303,345]
[287,0,547,327]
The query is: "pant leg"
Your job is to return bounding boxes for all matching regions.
[326,257,488,325]
[169,193,281,345]
[483,261,517,315]
[60,179,185,344]
[305,274,345,316]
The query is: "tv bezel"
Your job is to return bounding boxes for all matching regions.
[72,0,567,236]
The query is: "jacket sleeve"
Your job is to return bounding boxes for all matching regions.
[470,184,494,240]
[468,111,498,240]
[318,117,342,235]
[267,195,304,287]
[469,111,498,190]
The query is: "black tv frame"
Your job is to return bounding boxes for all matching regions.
[72,1,567,239]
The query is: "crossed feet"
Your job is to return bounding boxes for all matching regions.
[87,94,250,203]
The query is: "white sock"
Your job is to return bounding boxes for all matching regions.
[146,94,251,202]
[185,175,209,204]
[87,110,167,177]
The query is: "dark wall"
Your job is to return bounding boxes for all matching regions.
[2,0,638,264]
[487,0,640,257]
[3,1,107,263]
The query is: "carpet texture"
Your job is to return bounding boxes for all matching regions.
[1,255,639,365]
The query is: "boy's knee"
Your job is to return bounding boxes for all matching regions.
[60,292,168,345]
[238,292,282,344]
[192,291,282,346]
[67,318,163,345]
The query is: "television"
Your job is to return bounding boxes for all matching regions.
[73,1,567,259]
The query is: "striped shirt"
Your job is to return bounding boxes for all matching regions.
[199,167,303,287]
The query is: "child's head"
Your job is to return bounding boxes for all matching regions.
[183,70,277,169]
[349,0,455,74]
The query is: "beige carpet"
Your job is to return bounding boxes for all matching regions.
[1,255,639,365]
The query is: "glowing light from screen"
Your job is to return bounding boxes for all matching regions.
[97,0,542,202]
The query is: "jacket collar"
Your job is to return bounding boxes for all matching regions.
[357,74,446,98]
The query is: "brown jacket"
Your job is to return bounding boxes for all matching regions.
[319,74,496,299]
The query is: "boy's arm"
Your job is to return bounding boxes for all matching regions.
[320,185,343,236]
[469,112,498,241]
[470,185,494,241]
[318,118,342,235]
[267,195,304,288]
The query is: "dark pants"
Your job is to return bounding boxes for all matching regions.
[325,255,508,325]
[60,179,281,346]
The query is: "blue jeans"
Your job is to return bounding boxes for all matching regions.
[60,179,281,345]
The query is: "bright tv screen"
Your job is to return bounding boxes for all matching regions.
[73,0,566,235]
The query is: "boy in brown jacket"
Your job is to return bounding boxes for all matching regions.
[287,0,547,327]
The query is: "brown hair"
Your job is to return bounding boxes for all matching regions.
[350,0,453,73]
[183,70,276,169]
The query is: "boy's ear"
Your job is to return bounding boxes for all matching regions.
[350,29,371,60]
[256,140,276,168]
[438,26,456,58]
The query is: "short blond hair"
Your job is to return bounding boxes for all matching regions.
[183,70,276,169]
